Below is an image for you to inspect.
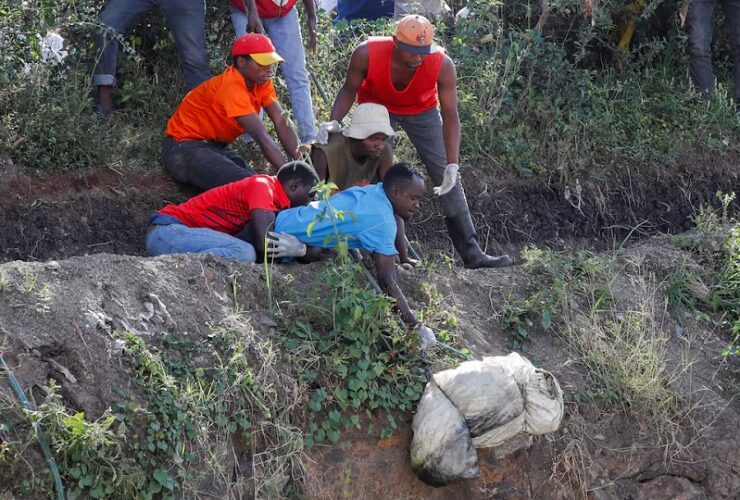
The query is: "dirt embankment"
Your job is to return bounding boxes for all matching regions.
[1,155,737,264]
[0,244,738,498]
[0,155,738,497]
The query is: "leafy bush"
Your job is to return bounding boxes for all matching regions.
[2,0,739,179]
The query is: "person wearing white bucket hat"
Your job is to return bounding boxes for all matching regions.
[312,103,394,191]
[312,103,419,268]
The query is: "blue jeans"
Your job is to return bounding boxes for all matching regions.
[93,0,211,90]
[146,223,257,263]
[686,0,740,100]
[230,7,317,143]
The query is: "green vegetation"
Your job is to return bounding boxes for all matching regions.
[1,328,306,498]
[673,192,740,356]
[1,0,738,181]
[499,245,694,448]
[271,180,436,447]
[279,253,428,446]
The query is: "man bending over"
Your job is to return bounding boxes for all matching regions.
[147,163,317,262]
[267,162,437,348]
[324,15,513,269]
[163,33,300,191]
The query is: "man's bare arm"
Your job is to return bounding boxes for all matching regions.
[437,55,461,165]
[264,101,299,158]
[330,43,369,122]
[373,252,417,326]
[250,209,277,253]
[310,147,329,181]
[236,112,289,169]
[241,0,264,33]
[301,0,317,53]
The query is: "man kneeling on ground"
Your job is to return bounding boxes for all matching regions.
[266,162,437,348]
[146,163,318,262]
[163,33,300,191]
[313,102,417,267]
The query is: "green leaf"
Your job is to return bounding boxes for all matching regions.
[306,220,317,237]
[153,468,175,491]
[328,410,341,424]
[335,388,348,402]
[350,414,360,428]
[328,429,341,444]
[541,308,552,329]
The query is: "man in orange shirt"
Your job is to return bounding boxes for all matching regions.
[324,15,513,269]
[163,33,300,191]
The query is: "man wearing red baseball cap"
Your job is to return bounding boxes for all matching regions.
[162,33,300,191]
[324,15,513,269]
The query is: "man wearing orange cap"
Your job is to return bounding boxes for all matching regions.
[324,15,513,269]
[162,33,300,191]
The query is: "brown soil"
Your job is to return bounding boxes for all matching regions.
[0,155,739,498]
[1,244,738,498]
[1,155,737,264]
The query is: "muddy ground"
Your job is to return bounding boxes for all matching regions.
[0,242,738,498]
[1,155,737,264]
[0,155,739,498]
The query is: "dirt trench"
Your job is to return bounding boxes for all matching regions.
[1,156,739,498]
[1,156,738,264]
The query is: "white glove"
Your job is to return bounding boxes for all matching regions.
[315,120,341,144]
[433,163,460,196]
[265,232,307,258]
[415,324,437,350]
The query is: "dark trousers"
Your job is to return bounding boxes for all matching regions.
[389,108,468,217]
[686,0,740,100]
[162,137,256,191]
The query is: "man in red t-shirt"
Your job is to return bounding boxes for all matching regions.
[146,162,317,263]
[163,33,300,191]
[323,15,513,269]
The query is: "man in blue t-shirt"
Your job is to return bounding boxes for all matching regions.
[267,163,437,348]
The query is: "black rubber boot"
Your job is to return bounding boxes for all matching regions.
[444,212,514,269]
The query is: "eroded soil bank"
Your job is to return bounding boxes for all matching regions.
[0,155,738,498]
[0,243,738,498]
[1,155,737,263]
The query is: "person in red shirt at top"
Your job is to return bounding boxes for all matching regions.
[146,162,318,263]
[163,33,300,191]
[321,15,513,269]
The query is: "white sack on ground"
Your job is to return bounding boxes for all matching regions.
[410,381,479,486]
[433,359,524,437]
[410,353,564,486]
[522,368,564,435]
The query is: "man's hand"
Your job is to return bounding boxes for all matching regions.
[265,232,307,258]
[415,324,437,350]
[315,120,341,144]
[399,258,420,271]
[433,163,460,196]
[247,11,264,34]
